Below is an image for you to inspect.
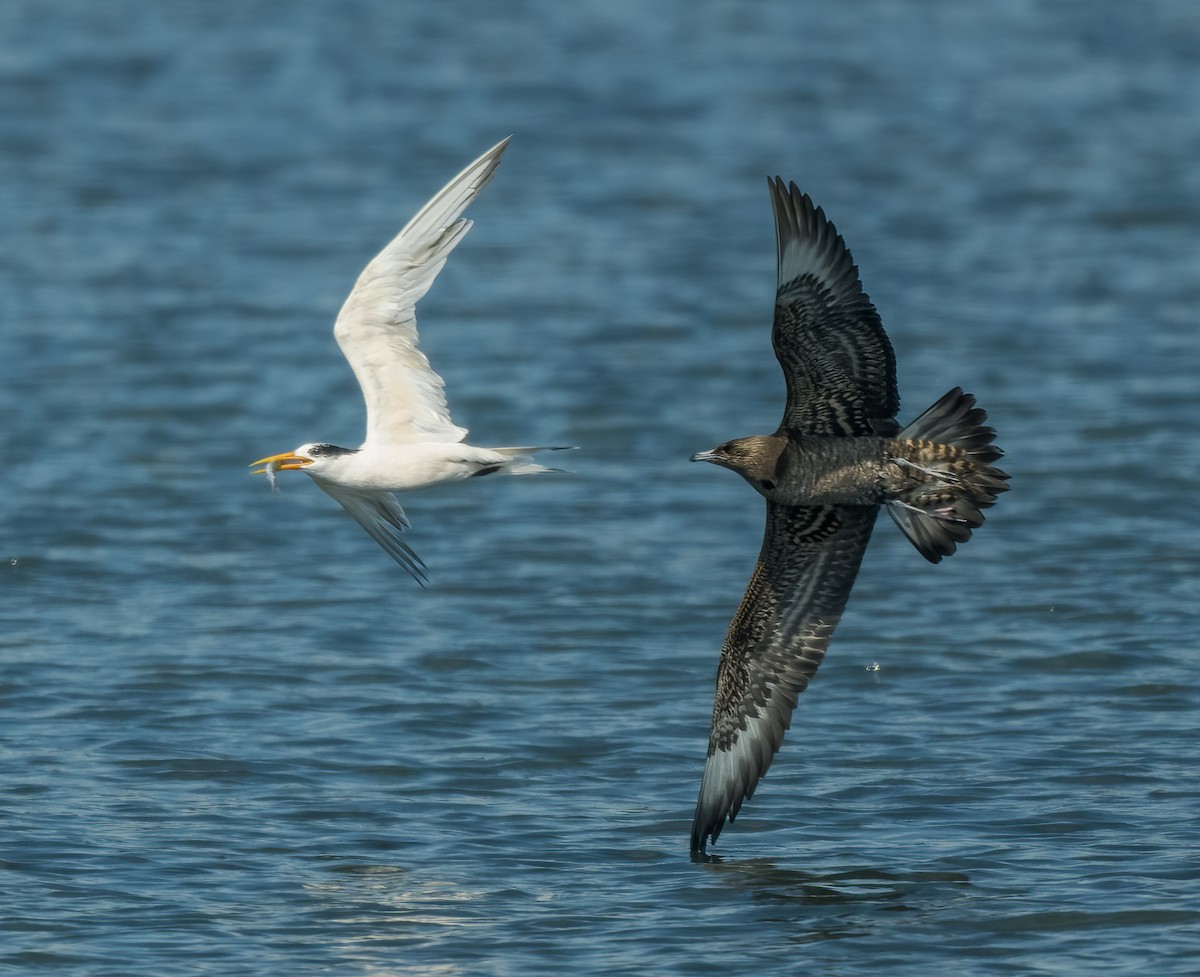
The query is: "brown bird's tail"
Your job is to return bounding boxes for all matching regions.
[884,387,1010,563]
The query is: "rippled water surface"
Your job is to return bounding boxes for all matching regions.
[3,1,1199,974]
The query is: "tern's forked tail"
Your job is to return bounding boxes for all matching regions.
[483,445,576,476]
[883,387,1010,563]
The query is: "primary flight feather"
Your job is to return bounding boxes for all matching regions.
[251,138,569,584]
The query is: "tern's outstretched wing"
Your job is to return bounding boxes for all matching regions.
[315,482,429,586]
[691,502,879,853]
[334,138,510,448]
[768,179,899,437]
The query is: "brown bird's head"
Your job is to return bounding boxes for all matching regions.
[691,435,786,494]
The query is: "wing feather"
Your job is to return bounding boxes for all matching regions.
[769,179,899,436]
[691,502,879,852]
[315,482,429,586]
[334,138,510,447]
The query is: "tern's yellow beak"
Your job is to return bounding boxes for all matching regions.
[249,451,313,476]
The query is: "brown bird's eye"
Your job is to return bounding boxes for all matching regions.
[761,480,775,491]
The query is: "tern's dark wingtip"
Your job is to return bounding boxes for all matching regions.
[395,557,430,588]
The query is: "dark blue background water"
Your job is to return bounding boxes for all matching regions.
[3,1,1198,974]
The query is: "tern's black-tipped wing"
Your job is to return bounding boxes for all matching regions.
[334,137,510,448]
[768,180,899,437]
[316,483,429,586]
[691,502,878,853]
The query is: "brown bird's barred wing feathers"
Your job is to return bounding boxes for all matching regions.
[691,502,879,853]
[769,179,899,437]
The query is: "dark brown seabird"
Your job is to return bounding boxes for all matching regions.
[689,180,1010,854]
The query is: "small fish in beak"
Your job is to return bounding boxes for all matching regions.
[249,451,312,491]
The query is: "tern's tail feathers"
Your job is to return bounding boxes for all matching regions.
[885,388,1010,563]
[487,445,575,475]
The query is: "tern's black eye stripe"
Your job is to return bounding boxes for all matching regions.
[309,444,358,458]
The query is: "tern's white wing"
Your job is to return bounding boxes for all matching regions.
[334,137,510,448]
[315,481,429,586]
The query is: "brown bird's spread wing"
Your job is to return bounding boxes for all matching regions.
[691,501,879,853]
[769,179,899,437]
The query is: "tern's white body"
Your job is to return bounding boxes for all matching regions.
[302,441,559,494]
[252,138,567,584]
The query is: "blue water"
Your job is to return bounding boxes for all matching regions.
[3,1,1199,974]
